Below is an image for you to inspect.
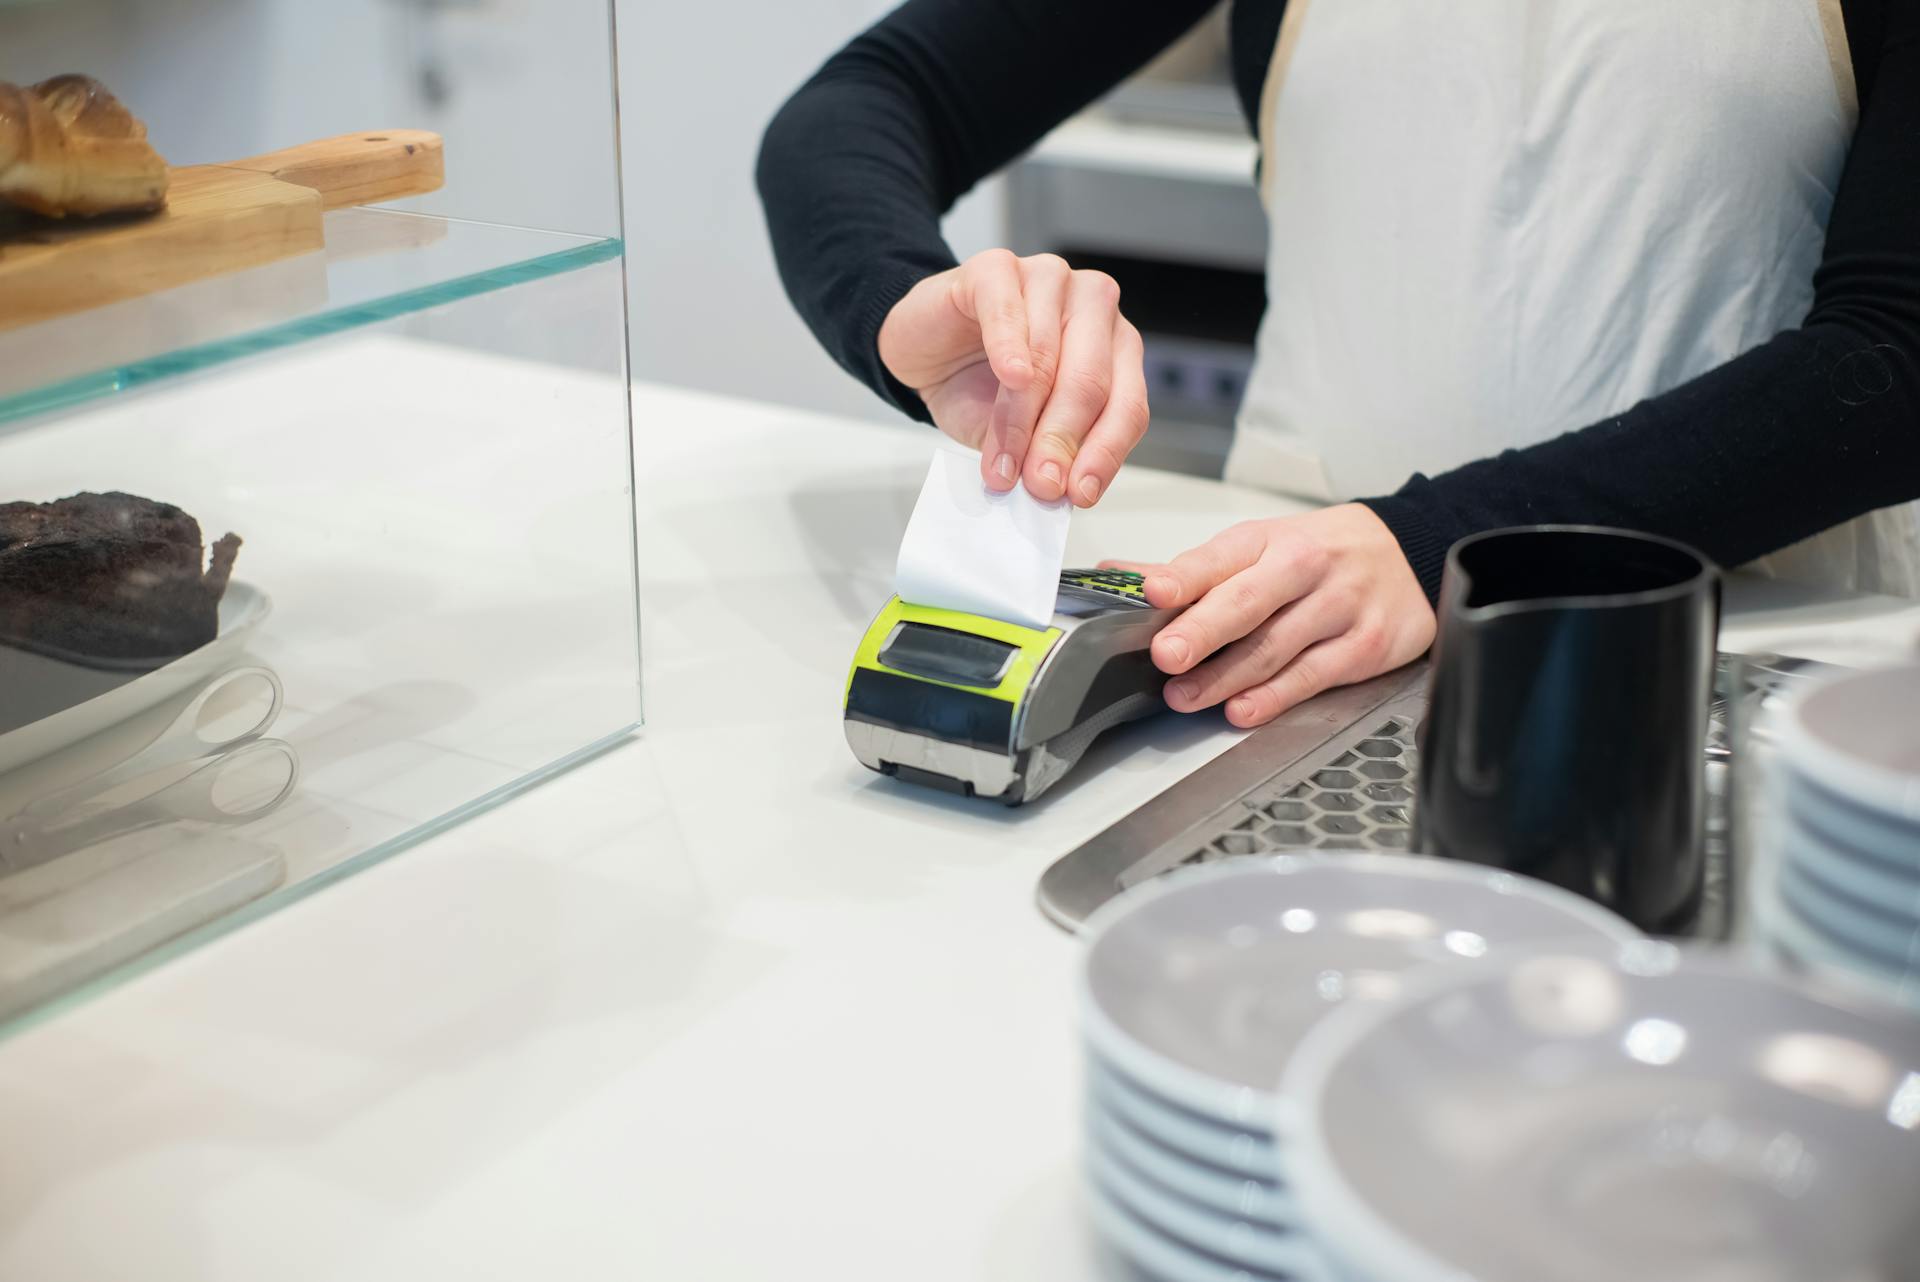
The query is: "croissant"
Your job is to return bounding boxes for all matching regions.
[0,75,169,217]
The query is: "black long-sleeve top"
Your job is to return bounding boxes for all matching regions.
[756,0,1920,600]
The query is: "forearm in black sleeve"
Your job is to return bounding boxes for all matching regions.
[756,0,1222,420]
[1360,11,1920,600]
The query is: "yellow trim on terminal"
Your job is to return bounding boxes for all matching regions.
[845,597,1062,705]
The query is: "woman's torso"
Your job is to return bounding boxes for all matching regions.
[1219,0,1914,594]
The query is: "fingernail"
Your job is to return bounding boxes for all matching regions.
[1006,357,1030,379]
[1161,636,1190,666]
[1077,475,1101,504]
[1039,460,1063,490]
[993,453,1016,482]
[1228,697,1254,721]
[1145,576,1172,600]
[1170,679,1198,705]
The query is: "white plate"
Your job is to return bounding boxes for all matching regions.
[0,583,271,778]
[1089,1056,1279,1181]
[1778,812,1920,909]
[1751,882,1920,1011]
[1284,943,1920,1282]
[1091,1129,1325,1279]
[1089,1099,1298,1229]
[1782,771,1920,869]
[1776,859,1920,975]
[1781,664,1920,824]
[1079,854,1641,1131]
[1087,1177,1309,1282]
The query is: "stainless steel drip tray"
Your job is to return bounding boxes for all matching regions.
[1036,660,1736,938]
[1036,664,1430,931]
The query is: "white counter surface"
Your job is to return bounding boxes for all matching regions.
[2,341,1916,1282]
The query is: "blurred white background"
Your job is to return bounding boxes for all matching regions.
[616,0,1007,422]
[0,0,1001,424]
[1,0,1259,463]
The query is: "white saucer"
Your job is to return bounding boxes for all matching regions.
[1750,878,1920,1011]
[1776,859,1919,974]
[1086,1176,1323,1282]
[1782,779,1920,881]
[1285,943,1920,1282]
[1091,1128,1325,1278]
[1089,1097,1297,1228]
[1088,1056,1278,1181]
[1780,664,1920,825]
[1079,854,1640,1130]
[1777,810,1920,909]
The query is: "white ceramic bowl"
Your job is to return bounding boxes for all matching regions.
[1284,942,1920,1282]
[1781,664,1920,824]
[1079,854,1641,1131]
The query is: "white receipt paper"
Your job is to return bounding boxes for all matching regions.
[894,443,1070,630]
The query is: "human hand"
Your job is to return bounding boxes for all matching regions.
[878,249,1149,507]
[1105,505,1436,728]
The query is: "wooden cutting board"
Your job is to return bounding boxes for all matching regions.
[0,129,444,332]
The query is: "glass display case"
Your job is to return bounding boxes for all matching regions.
[0,0,638,1032]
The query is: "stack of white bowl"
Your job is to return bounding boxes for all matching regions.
[1751,663,1920,1009]
[1280,943,1920,1282]
[1076,854,1641,1282]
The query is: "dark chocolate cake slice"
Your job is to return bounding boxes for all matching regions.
[0,491,241,667]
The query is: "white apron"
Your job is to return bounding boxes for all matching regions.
[1227,0,1920,599]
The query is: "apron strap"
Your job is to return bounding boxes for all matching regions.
[1816,0,1860,123]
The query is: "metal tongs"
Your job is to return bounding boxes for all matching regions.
[0,666,300,873]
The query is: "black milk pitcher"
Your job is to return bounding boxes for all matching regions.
[1414,526,1721,933]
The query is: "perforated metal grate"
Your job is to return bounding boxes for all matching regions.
[1164,702,1731,939]
[1039,658,1744,938]
[1180,717,1420,864]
